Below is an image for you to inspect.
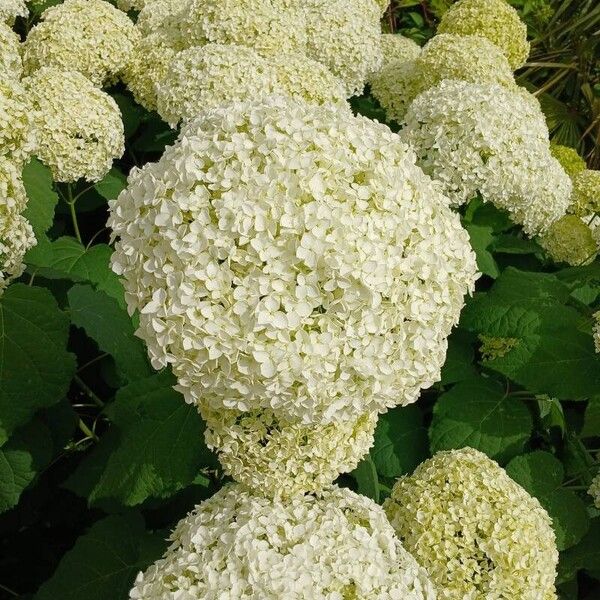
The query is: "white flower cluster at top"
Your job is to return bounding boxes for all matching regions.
[130,484,437,599]
[123,0,382,117]
[384,448,559,600]
[0,0,27,23]
[370,0,571,237]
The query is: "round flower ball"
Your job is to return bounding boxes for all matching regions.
[416,34,515,92]
[0,79,33,165]
[182,0,307,57]
[135,0,190,50]
[24,68,124,182]
[305,0,382,96]
[539,214,597,266]
[130,484,436,599]
[384,448,559,600]
[378,33,421,69]
[0,22,22,78]
[201,407,377,497]
[570,169,600,217]
[550,143,586,178]
[437,0,530,70]
[0,158,36,293]
[401,80,571,235]
[109,96,478,425]
[0,0,27,24]
[122,34,177,113]
[156,44,280,126]
[23,0,140,87]
[370,59,422,124]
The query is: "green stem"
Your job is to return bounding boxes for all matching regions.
[78,418,98,442]
[73,374,104,408]
[66,185,83,244]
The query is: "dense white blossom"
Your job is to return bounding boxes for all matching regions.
[109,97,477,425]
[0,0,27,23]
[0,22,22,78]
[0,80,34,165]
[370,59,421,124]
[182,0,307,57]
[385,448,558,600]
[378,33,421,69]
[23,0,139,86]
[202,407,377,497]
[304,0,382,96]
[24,68,124,182]
[0,158,36,293]
[130,484,437,599]
[438,0,530,69]
[402,80,571,235]
[135,0,189,50]
[156,44,280,126]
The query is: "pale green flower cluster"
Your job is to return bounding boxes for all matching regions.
[384,448,559,600]
[538,214,597,266]
[130,484,437,599]
[23,0,140,87]
[589,471,600,505]
[438,0,530,69]
[570,169,600,217]
[378,33,421,69]
[550,143,587,178]
[24,68,124,182]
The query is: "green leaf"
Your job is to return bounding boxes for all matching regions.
[95,168,127,201]
[430,377,533,462]
[112,93,145,139]
[370,405,428,478]
[506,452,589,550]
[352,455,379,503]
[491,234,542,255]
[0,420,53,512]
[28,237,124,307]
[0,285,76,445]
[67,372,216,507]
[465,224,499,278]
[559,519,600,583]
[68,284,150,383]
[581,396,600,437]
[440,330,478,385]
[22,158,59,238]
[34,513,166,600]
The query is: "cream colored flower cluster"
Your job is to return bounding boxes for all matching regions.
[130,484,437,600]
[24,68,124,182]
[538,215,597,266]
[0,80,33,165]
[379,32,421,69]
[384,448,559,600]
[402,80,571,235]
[0,22,22,78]
[23,0,139,86]
[124,0,381,115]
[0,0,27,23]
[109,97,478,430]
[201,407,377,497]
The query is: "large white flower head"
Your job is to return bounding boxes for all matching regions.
[401,80,571,235]
[122,33,177,113]
[0,0,27,23]
[135,0,190,50]
[0,158,36,293]
[202,407,377,497]
[416,33,515,91]
[538,214,597,266]
[109,96,478,425]
[23,0,139,87]
[156,44,279,127]
[384,448,559,600]
[370,59,421,124]
[182,0,307,57]
[378,33,421,69]
[437,0,530,70]
[304,0,382,96]
[0,22,22,78]
[130,484,436,599]
[24,68,124,182]
[0,80,33,165]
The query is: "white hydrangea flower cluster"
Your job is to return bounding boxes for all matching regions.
[109,97,478,427]
[24,68,124,182]
[23,0,139,87]
[116,0,145,11]
[402,80,571,235]
[437,0,530,70]
[0,22,22,78]
[130,484,437,600]
[384,448,559,600]
[538,214,597,266]
[0,80,34,165]
[0,0,27,23]
[372,33,516,124]
[378,33,421,69]
[156,43,347,126]
[134,0,189,48]
[201,407,377,498]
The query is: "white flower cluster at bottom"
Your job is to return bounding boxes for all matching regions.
[130,484,437,600]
